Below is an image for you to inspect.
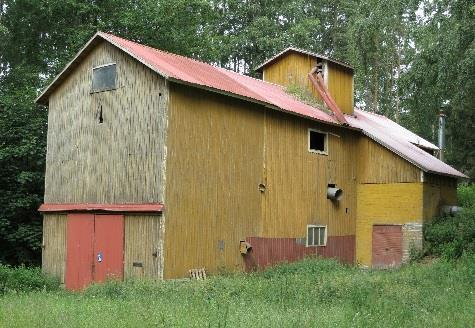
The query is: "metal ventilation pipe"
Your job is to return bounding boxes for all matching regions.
[438,107,446,161]
[327,186,343,201]
[441,205,463,216]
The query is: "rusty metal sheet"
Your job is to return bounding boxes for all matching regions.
[346,109,467,179]
[243,236,355,271]
[372,225,402,268]
[101,33,338,125]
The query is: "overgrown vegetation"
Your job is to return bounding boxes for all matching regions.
[424,183,475,259]
[0,256,473,327]
[0,265,59,294]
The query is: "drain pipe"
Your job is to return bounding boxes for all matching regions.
[438,106,446,162]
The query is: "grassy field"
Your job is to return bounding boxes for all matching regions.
[0,255,474,328]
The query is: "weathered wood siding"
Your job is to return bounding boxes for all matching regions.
[326,62,354,115]
[164,84,265,278]
[42,214,67,283]
[45,41,168,203]
[261,111,358,238]
[357,137,421,184]
[356,183,424,266]
[263,52,317,94]
[124,215,164,280]
[164,83,358,278]
[262,52,354,115]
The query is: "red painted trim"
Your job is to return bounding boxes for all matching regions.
[39,203,164,213]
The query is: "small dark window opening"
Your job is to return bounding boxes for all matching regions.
[92,64,117,92]
[98,106,103,124]
[309,130,327,153]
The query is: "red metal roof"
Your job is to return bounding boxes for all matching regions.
[36,32,467,179]
[346,109,467,178]
[101,33,338,125]
[39,203,164,213]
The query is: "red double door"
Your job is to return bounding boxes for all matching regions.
[65,214,124,290]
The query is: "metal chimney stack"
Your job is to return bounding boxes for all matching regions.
[438,107,446,161]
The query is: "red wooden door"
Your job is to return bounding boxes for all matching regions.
[65,214,124,290]
[93,215,124,283]
[372,225,402,268]
[65,214,94,290]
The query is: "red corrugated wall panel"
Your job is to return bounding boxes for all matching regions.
[244,236,355,271]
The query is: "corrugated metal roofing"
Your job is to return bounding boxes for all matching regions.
[347,109,467,178]
[36,32,467,179]
[255,47,354,72]
[36,32,338,125]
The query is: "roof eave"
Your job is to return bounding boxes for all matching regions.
[35,32,105,105]
[167,77,351,129]
[255,47,354,72]
[360,130,467,180]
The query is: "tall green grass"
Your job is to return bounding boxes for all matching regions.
[0,256,474,327]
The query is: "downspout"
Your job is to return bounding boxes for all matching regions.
[308,67,348,125]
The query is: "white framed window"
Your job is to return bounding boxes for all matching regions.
[308,128,328,155]
[306,225,327,247]
[91,63,117,93]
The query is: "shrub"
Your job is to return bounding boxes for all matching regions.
[423,184,475,259]
[0,265,60,294]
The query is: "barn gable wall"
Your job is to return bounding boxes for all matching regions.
[45,41,168,204]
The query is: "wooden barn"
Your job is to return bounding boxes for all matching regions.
[36,32,467,289]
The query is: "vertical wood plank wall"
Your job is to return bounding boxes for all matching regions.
[326,62,354,115]
[42,214,67,283]
[164,83,358,278]
[263,52,317,94]
[124,215,164,280]
[357,137,421,184]
[45,41,169,204]
[262,51,354,114]
[423,174,458,220]
[164,84,265,278]
[261,111,358,238]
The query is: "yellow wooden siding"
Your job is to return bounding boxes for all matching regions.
[45,41,168,203]
[327,62,354,115]
[163,84,264,279]
[124,215,164,280]
[356,183,424,266]
[262,52,354,115]
[263,52,317,93]
[42,214,67,283]
[261,111,358,238]
[357,137,421,184]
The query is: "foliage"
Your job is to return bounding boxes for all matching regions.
[0,257,474,327]
[0,264,60,294]
[424,184,475,259]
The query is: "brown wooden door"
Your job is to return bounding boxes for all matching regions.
[372,225,402,268]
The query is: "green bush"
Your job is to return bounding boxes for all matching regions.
[0,265,60,294]
[424,184,475,259]
[458,183,475,209]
